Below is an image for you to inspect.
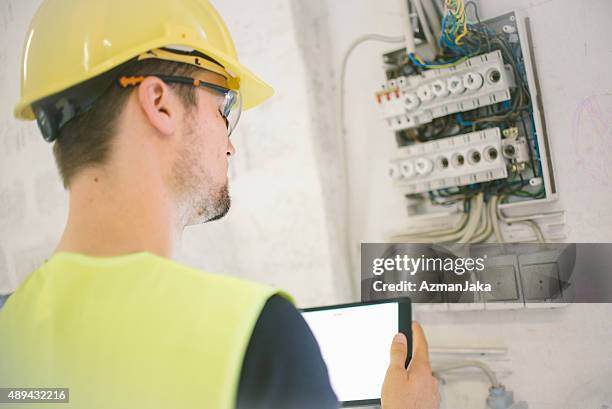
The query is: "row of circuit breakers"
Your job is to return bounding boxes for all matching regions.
[374,50,535,194]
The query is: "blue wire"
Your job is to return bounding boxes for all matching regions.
[456,113,473,126]
[415,7,478,68]
[409,53,466,68]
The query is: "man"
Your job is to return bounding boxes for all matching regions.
[0,0,439,408]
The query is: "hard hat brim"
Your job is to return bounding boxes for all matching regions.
[14,38,274,121]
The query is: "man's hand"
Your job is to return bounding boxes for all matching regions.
[381,321,440,409]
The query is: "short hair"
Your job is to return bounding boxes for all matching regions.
[53,59,202,188]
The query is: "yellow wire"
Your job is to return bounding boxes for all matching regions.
[455,21,469,44]
[427,56,469,68]
[412,54,469,68]
[442,0,470,46]
[453,0,469,45]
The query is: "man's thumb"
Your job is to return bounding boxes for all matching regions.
[410,321,430,368]
[389,332,408,368]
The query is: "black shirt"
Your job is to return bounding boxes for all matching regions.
[236,295,339,409]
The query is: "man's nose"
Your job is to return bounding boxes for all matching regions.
[227,140,236,157]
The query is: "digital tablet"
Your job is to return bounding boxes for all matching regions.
[301,299,412,407]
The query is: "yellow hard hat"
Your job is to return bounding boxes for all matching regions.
[14,0,273,121]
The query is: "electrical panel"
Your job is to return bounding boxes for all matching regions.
[375,9,561,247]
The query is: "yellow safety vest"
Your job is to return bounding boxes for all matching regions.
[0,252,284,409]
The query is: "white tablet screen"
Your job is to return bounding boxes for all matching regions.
[301,302,398,403]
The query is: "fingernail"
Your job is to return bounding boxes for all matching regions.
[393,333,407,345]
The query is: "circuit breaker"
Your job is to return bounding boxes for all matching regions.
[389,127,508,194]
[377,50,515,131]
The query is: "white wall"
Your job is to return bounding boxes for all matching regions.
[314,0,612,407]
[178,0,354,306]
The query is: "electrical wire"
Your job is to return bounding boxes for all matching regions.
[495,194,562,243]
[456,193,484,243]
[391,211,469,240]
[340,34,405,137]
[407,0,478,68]
[408,52,468,68]
[399,0,417,55]
[465,0,490,51]
[433,360,501,387]
[490,195,505,244]
[398,191,554,244]
[516,220,545,243]
[339,33,405,296]
[420,0,442,41]
[470,199,493,243]
[412,0,439,55]
[393,193,487,243]
[445,0,468,44]
[391,213,468,242]
[432,0,446,18]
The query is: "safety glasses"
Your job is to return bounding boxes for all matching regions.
[119,75,242,136]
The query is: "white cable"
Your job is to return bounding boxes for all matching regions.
[512,220,545,243]
[497,208,564,224]
[496,194,563,224]
[398,0,417,54]
[496,196,547,243]
[526,220,545,243]
[469,198,488,242]
[457,193,484,243]
[390,211,468,240]
[393,219,466,242]
[340,34,405,137]
[480,200,493,242]
[339,33,405,296]
[421,0,442,39]
[433,0,446,17]
[412,0,439,55]
[396,194,483,243]
[447,193,483,251]
[433,360,501,388]
[470,199,493,243]
[393,205,471,242]
[490,195,505,244]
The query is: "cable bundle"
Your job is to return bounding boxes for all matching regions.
[409,0,494,68]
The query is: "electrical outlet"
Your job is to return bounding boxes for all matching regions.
[520,263,563,301]
[376,50,515,131]
[480,265,521,302]
[389,127,508,194]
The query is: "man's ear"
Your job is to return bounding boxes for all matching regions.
[137,76,177,136]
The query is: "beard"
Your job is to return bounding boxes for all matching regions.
[198,182,231,223]
[170,117,232,226]
[174,158,232,226]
